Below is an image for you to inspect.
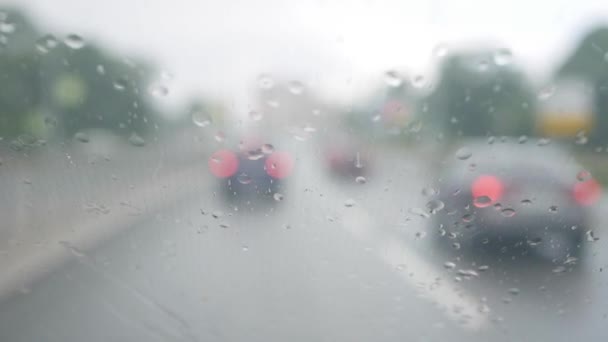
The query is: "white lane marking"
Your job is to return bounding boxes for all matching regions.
[341,204,489,331]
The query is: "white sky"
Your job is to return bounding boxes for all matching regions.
[4,0,608,109]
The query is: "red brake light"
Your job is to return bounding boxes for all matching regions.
[209,150,239,178]
[471,175,504,207]
[265,151,294,179]
[573,179,601,206]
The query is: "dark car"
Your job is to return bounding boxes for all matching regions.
[208,142,293,205]
[430,138,601,262]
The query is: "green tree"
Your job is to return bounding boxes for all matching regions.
[425,49,535,140]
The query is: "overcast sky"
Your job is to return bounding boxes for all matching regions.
[4,0,608,109]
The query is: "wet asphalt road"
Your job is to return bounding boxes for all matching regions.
[0,145,607,342]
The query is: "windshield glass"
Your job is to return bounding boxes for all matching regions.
[1,1,607,341]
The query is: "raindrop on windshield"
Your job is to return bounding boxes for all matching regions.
[344,198,356,208]
[493,48,513,66]
[586,230,600,242]
[355,176,367,184]
[35,34,58,53]
[455,147,472,160]
[257,74,274,89]
[575,130,588,145]
[443,261,456,270]
[214,131,226,142]
[576,170,592,182]
[433,43,448,58]
[422,186,437,197]
[501,208,516,217]
[426,199,445,214]
[74,132,90,143]
[192,110,211,127]
[384,70,403,87]
[128,132,145,147]
[537,138,551,146]
[462,213,474,222]
[477,60,489,72]
[549,205,558,213]
[113,78,128,91]
[237,173,252,185]
[261,144,274,154]
[538,85,555,100]
[273,193,284,201]
[411,75,427,89]
[288,81,304,94]
[149,83,168,97]
[473,195,493,208]
[64,34,85,49]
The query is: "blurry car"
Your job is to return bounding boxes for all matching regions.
[320,132,373,182]
[430,138,601,262]
[208,140,294,205]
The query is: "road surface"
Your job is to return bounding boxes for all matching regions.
[0,140,607,341]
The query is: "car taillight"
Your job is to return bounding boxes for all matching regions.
[471,175,504,207]
[265,151,294,179]
[208,150,239,178]
[573,179,601,206]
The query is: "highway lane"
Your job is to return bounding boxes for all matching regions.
[1,145,607,341]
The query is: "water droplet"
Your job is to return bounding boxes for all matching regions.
[415,231,427,239]
[576,170,592,182]
[585,230,599,242]
[548,205,558,213]
[410,207,430,218]
[246,149,264,160]
[212,211,223,219]
[564,256,578,265]
[192,110,212,127]
[426,199,445,214]
[266,99,280,108]
[508,287,520,295]
[552,266,567,274]
[518,135,528,144]
[257,74,274,89]
[538,85,555,100]
[477,60,489,72]
[473,195,493,208]
[74,132,90,143]
[261,144,274,154]
[128,132,145,147]
[462,213,474,223]
[384,70,403,87]
[241,245,249,252]
[96,65,106,75]
[237,173,252,185]
[575,130,588,145]
[35,34,58,54]
[273,193,284,201]
[0,21,15,34]
[249,110,263,121]
[501,208,516,217]
[344,198,356,207]
[149,83,168,97]
[493,48,513,66]
[521,199,533,205]
[527,237,542,246]
[355,176,367,184]
[443,261,456,270]
[493,202,503,210]
[59,241,86,259]
[288,80,304,94]
[113,78,128,91]
[433,43,448,58]
[477,265,490,272]
[214,131,226,142]
[537,138,551,146]
[411,75,427,89]
[455,147,472,160]
[64,34,85,49]
[452,242,461,250]
[421,186,437,197]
